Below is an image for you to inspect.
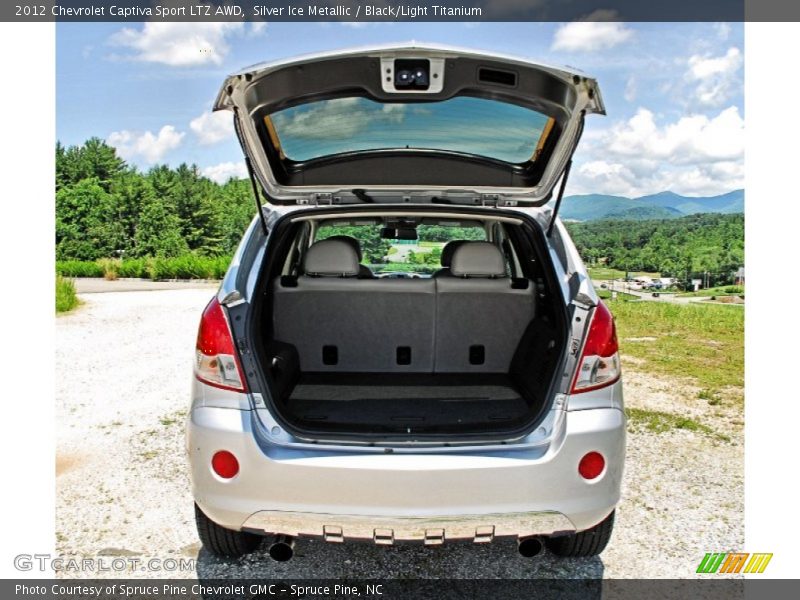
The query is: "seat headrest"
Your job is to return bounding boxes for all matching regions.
[450,242,507,278]
[303,239,360,277]
[325,235,363,261]
[440,240,466,268]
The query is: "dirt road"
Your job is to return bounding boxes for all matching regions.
[56,287,743,579]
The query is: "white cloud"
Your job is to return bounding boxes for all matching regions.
[605,106,744,164]
[686,47,742,106]
[688,47,742,79]
[551,10,634,52]
[572,106,744,196]
[272,98,407,140]
[249,22,268,37]
[190,111,234,145]
[575,158,743,197]
[201,161,248,183]
[575,160,639,196]
[108,22,248,67]
[623,76,637,103]
[107,125,184,164]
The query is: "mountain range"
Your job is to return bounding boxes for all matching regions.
[560,189,744,222]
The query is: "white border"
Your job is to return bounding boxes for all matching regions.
[0,22,56,578]
[745,23,800,578]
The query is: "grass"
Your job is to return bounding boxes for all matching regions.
[55,260,104,278]
[626,407,729,442]
[158,409,187,427]
[587,267,660,281]
[596,288,639,301]
[56,255,231,281]
[676,285,744,298]
[55,276,79,313]
[608,299,743,400]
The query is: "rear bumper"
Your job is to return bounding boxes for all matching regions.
[241,510,575,544]
[186,401,625,542]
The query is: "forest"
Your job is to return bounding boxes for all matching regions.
[564,213,744,284]
[55,138,744,284]
[56,138,254,261]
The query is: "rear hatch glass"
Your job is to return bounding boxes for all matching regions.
[268,96,554,164]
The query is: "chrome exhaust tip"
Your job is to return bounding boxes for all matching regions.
[268,535,295,562]
[518,536,544,558]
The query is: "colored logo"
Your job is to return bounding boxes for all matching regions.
[696,552,772,574]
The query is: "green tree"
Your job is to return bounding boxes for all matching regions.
[55,178,125,260]
[110,171,154,256]
[218,178,257,254]
[316,225,392,264]
[56,138,125,192]
[133,200,189,258]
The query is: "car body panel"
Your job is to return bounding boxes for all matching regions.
[186,394,625,537]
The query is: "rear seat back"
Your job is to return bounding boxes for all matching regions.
[435,242,535,372]
[272,239,534,374]
[273,239,436,372]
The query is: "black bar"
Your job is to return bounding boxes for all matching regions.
[0,0,766,23]
[548,160,573,238]
[0,578,769,600]
[245,156,270,237]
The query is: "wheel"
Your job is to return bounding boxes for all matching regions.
[194,503,262,558]
[546,510,615,557]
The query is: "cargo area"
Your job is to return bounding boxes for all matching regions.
[284,373,528,433]
[249,211,568,440]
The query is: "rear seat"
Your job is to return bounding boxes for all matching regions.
[435,242,536,372]
[272,239,535,374]
[273,239,437,372]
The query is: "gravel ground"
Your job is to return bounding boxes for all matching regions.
[56,288,743,579]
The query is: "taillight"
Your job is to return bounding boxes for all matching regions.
[195,297,247,392]
[571,301,621,393]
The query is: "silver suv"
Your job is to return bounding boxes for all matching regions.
[186,45,625,562]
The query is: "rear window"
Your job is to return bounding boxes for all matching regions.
[315,223,487,277]
[267,96,554,164]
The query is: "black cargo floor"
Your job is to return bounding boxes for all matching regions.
[286,373,529,430]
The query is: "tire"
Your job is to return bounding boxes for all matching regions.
[194,503,262,558]
[546,510,615,557]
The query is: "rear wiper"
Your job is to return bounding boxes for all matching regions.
[352,189,375,203]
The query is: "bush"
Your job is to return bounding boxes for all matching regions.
[56,255,232,281]
[97,258,120,280]
[56,276,79,313]
[56,260,104,278]
[116,258,148,278]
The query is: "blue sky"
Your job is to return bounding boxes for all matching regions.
[56,21,743,197]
